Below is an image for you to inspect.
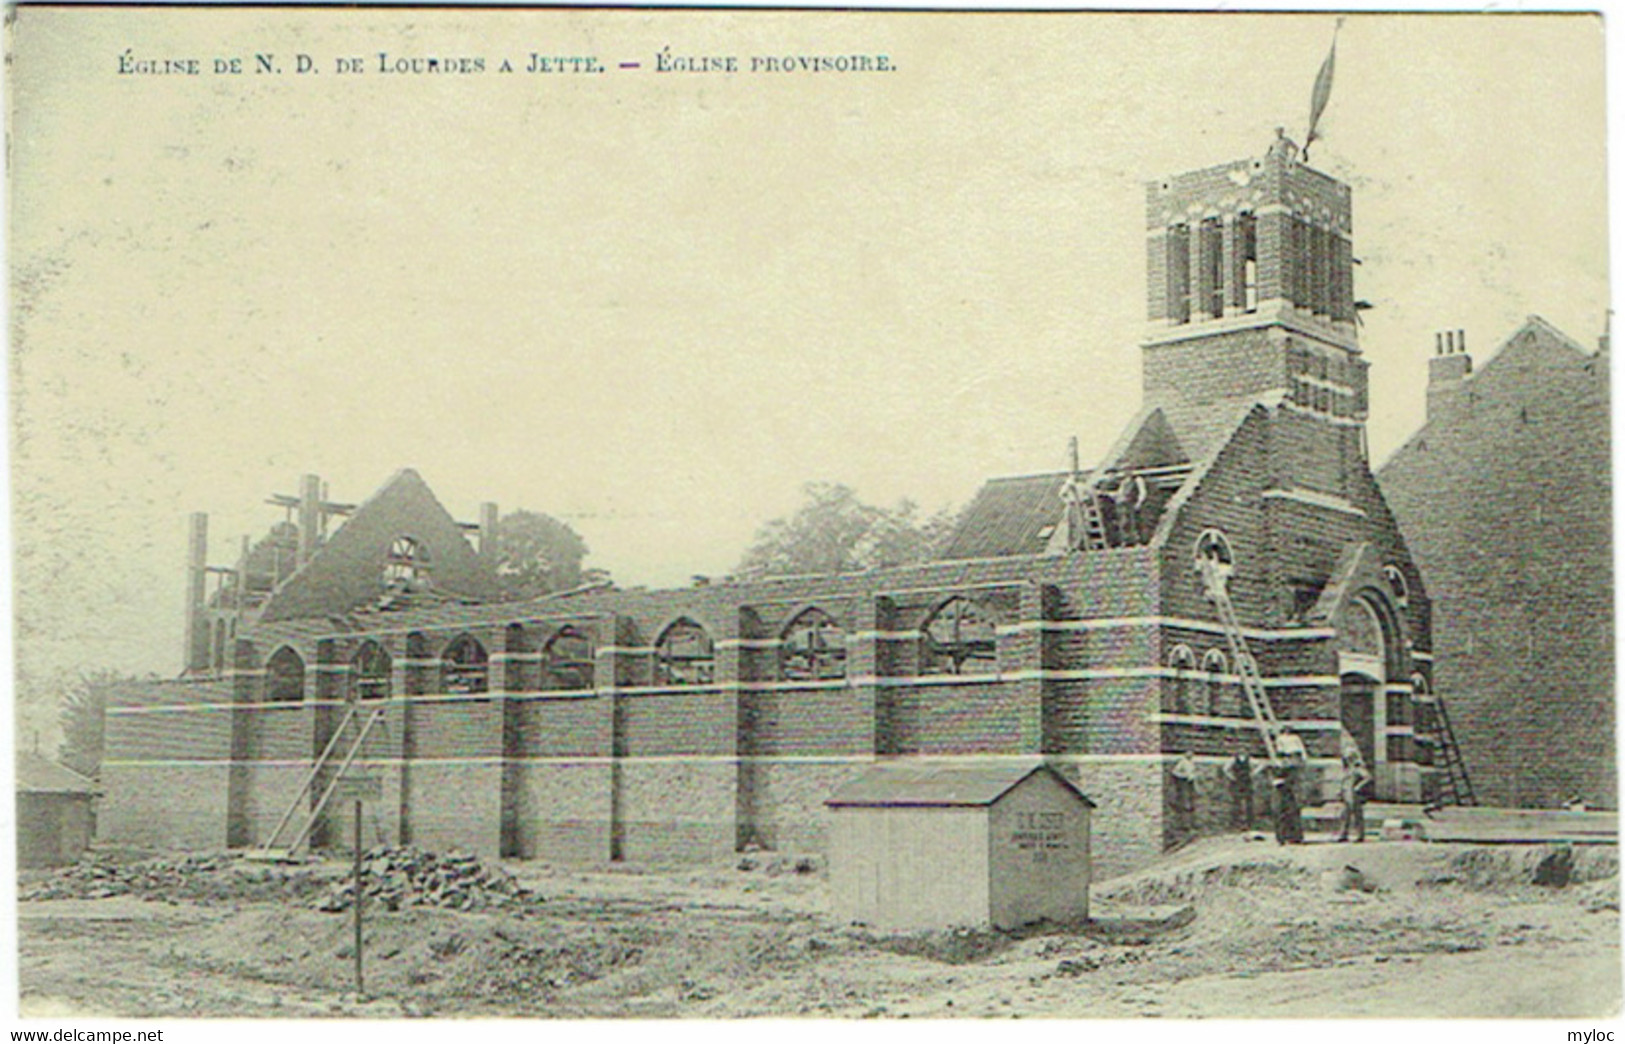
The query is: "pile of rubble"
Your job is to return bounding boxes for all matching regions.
[314,846,538,913]
[20,853,326,904]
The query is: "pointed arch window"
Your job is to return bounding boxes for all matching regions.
[352,640,392,700]
[782,609,846,681]
[654,619,714,685]
[546,627,595,691]
[441,634,489,694]
[921,598,997,676]
[1168,644,1196,714]
[266,646,306,703]
[1201,649,1228,717]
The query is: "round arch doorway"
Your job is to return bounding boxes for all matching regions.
[1337,596,1388,798]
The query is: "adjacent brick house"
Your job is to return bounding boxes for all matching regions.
[102,134,1442,878]
[1379,318,1614,810]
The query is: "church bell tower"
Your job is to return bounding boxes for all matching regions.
[1141,132,1368,431]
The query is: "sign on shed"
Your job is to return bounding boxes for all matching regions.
[825,759,1094,931]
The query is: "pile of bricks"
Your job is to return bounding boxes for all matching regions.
[20,853,325,903]
[314,846,537,913]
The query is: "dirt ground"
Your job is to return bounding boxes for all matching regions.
[16,835,1622,1019]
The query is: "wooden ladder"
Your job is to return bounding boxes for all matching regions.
[1076,489,1111,550]
[256,701,387,858]
[1428,696,1477,806]
[1198,557,1281,764]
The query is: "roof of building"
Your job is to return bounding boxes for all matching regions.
[16,752,99,795]
[939,390,1275,561]
[937,472,1074,560]
[1380,315,1607,471]
[825,759,1094,808]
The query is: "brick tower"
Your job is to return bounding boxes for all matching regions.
[1142,131,1368,437]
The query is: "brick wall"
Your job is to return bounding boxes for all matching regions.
[1050,756,1163,881]
[616,689,739,861]
[1381,320,1614,808]
[104,679,235,849]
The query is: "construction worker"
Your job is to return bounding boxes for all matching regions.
[1272,726,1307,845]
[1227,753,1256,831]
[1171,751,1199,843]
[1337,731,1372,843]
[1111,473,1147,546]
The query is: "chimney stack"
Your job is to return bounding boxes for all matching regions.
[183,512,209,673]
[1427,327,1473,419]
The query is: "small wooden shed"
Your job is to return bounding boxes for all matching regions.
[826,760,1094,931]
[17,752,99,868]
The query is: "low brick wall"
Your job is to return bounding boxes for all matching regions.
[101,762,233,852]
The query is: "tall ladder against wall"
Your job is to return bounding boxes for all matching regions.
[1422,696,1477,806]
[255,700,388,858]
[1197,555,1282,763]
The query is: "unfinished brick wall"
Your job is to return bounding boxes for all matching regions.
[104,678,235,850]
[104,143,1455,873]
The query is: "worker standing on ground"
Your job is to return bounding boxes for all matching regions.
[1337,731,1372,842]
[1171,751,1199,844]
[1272,726,1307,845]
[1227,753,1255,831]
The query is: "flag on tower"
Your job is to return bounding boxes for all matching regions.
[1304,21,1343,158]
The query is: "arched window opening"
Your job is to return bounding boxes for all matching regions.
[1200,216,1224,319]
[1340,598,1386,663]
[266,646,306,703]
[782,609,846,681]
[921,598,997,676]
[1168,644,1196,714]
[1201,649,1228,717]
[385,536,430,588]
[1237,211,1259,313]
[1194,529,1234,570]
[1383,565,1410,609]
[1166,224,1191,324]
[352,640,391,700]
[546,627,595,691]
[654,619,715,685]
[441,634,489,695]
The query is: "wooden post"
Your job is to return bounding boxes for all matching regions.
[353,799,364,998]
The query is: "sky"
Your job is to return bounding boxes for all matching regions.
[7,10,1609,721]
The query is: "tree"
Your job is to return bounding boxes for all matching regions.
[490,510,593,600]
[57,669,138,780]
[736,482,957,578]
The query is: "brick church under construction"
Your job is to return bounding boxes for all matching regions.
[104,134,1468,879]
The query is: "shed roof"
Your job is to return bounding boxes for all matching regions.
[16,752,99,796]
[826,760,1094,809]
